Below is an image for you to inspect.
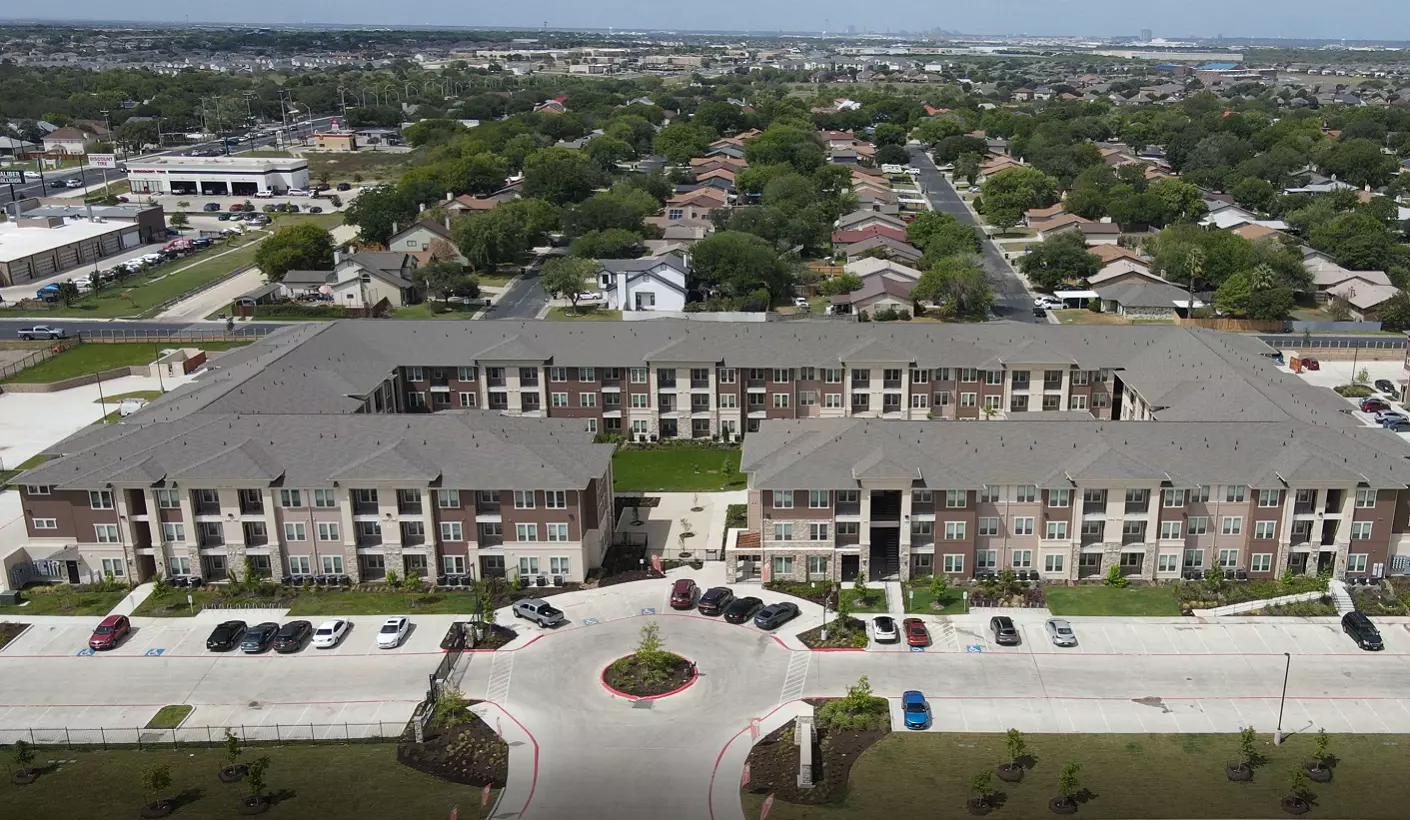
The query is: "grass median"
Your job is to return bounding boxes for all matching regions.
[612,446,745,492]
[1043,585,1182,616]
[0,585,128,617]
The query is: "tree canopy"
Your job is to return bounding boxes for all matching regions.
[254,223,334,281]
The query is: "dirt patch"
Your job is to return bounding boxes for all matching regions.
[744,714,888,804]
[397,712,508,787]
[0,622,29,650]
[598,568,665,588]
[602,653,694,697]
[470,624,518,650]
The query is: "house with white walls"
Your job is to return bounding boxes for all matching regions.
[596,254,689,312]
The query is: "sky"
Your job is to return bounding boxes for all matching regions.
[16,1,1410,42]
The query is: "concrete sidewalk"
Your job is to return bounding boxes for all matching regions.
[156,266,266,320]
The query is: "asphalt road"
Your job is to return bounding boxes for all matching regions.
[908,144,1043,324]
[486,258,550,320]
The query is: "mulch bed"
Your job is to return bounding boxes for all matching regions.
[397,713,508,787]
[470,623,518,650]
[614,495,661,520]
[797,616,869,649]
[0,622,30,651]
[763,582,833,606]
[598,568,666,588]
[602,653,693,697]
[744,712,888,804]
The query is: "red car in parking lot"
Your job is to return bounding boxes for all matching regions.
[1361,397,1392,413]
[89,614,131,650]
[902,617,930,647]
[669,578,698,609]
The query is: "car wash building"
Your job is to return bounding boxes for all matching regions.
[124,156,310,197]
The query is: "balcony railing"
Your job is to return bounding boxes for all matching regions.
[1083,500,1106,515]
[352,501,378,516]
[243,527,269,547]
[1123,500,1147,515]
[398,501,423,515]
[1044,377,1063,390]
[356,533,383,548]
[1293,501,1315,515]
[1120,531,1145,546]
[193,501,220,516]
[487,374,507,388]
[658,375,677,389]
[1080,532,1103,546]
[238,499,264,515]
[402,529,426,547]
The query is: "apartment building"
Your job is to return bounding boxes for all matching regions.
[10,414,613,587]
[738,419,1410,583]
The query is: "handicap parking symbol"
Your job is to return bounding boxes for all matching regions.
[909,645,925,653]
[145,648,165,657]
[583,617,600,626]
[640,607,657,616]
[76,648,95,656]
[965,644,984,653]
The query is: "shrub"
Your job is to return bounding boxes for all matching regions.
[816,676,890,731]
[1103,564,1129,588]
[432,688,473,728]
[1334,384,1372,397]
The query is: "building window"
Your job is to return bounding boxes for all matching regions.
[1013,517,1034,536]
[773,491,794,509]
[94,524,120,543]
[24,484,50,496]
[945,490,966,508]
[773,523,793,541]
[911,393,929,409]
[1125,489,1147,505]
[162,523,185,542]
[546,523,569,542]
[459,390,477,407]
[1012,550,1033,569]
[95,557,124,577]
[1044,521,1068,540]
[1225,485,1247,503]
[809,523,829,540]
[1257,489,1280,508]
[516,523,539,542]
[1221,517,1243,536]
[1069,395,1088,411]
[1218,549,1239,569]
[549,367,567,382]
[1157,554,1178,573]
[912,521,933,537]
[1049,488,1071,508]
[31,517,57,530]
[321,555,344,575]
[457,366,477,382]
[440,522,464,542]
[408,393,427,410]
[437,490,460,509]
[519,557,541,576]
[545,491,567,509]
[439,555,465,575]
[970,549,994,570]
[630,368,648,384]
[1160,520,1183,540]
[980,486,1001,503]
[1347,553,1368,573]
[1250,553,1271,572]
[577,367,595,382]
[1351,522,1372,540]
[1162,489,1185,508]
[1254,521,1276,540]
[1191,486,1209,503]
[89,490,114,510]
[550,392,568,407]
[807,556,828,576]
[153,489,180,508]
[406,367,424,382]
[770,393,789,409]
[279,489,304,508]
[837,522,859,536]
[1012,485,1034,503]
[1187,517,1208,535]
[318,522,340,541]
[1183,549,1204,568]
[1355,489,1376,508]
[168,557,191,576]
[720,394,738,409]
[979,517,999,536]
[513,491,535,509]
[939,553,963,573]
[288,556,312,575]
[1044,554,1064,573]
[765,555,793,577]
[943,521,966,540]
[283,522,306,542]
[808,490,829,509]
[719,368,737,384]
[312,489,335,508]
[825,393,842,408]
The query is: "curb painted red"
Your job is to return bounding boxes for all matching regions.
[477,701,539,820]
[599,654,700,701]
[707,700,797,820]
[456,634,544,654]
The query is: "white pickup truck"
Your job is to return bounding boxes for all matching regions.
[17,325,68,340]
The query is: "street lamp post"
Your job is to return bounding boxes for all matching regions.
[1274,651,1291,744]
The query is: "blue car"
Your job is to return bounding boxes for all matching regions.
[902,690,929,730]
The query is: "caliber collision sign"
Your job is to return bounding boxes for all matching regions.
[89,153,117,169]
[0,170,23,184]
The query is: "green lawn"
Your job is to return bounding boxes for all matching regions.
[1044,585,1182,616]
[238,149,295,157]
[1,744,493,820]
[306,151,411,184]
[390,302,481,320]
[742,732,1404,820]
[0,585,129,617]
[4,341,246,383]
[95,389,164,403]
[286,590,486,617]
[838,587,888,613]
[271,210,345,231]
[478,273,516,288]
[0,453,51,487]
[144,705,194,729]
[612,446,745,492]
[545,306,622,321]
[903,583,969,614]
[132,589,223,617]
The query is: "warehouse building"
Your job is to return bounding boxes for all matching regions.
[124,156,309,197]
[0,202,167,287]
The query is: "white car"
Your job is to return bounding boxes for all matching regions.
[793,297,810,308]
[254,191,273,199]
[872,615,900,644]
[967,186,982,193]
[64,178,84,188]
[377,616,409,649]
[286,188,309,197]
[117,397,148,418]
[576,291,602,303]
[1045,618,1078,647]
[311,618,349,649]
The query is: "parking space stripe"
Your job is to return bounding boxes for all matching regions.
[486,651,515,704]
[778,650,809,704]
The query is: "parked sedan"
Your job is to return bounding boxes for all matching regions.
[990,616,1021,646]
[273,620,313,653]
[902,617,930,647]
[697,586,735,616]
[902,690,930,730]
[669,578,698,609]
[1375,379,1399,396]
[1045,618,1077,647]
[753,602,800,630]
[1360,397,1392,414]
[872,615,900,644]
[88,614,131,650]
[311,618,349,649]
[377,616,410,649]
[1301,357,1320,371]
[240,622,280,653]
[206,620,248,651]
[723,596,765,625]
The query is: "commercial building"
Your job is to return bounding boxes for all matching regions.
[312,132,358,152]
[0,202,167,287]
[9,319,1406,588]
[124,156,309,197]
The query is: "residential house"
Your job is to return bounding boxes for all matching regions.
[42,127,97,155]
[665,189,727,222]
[444,194,502,216]
[836,209,907,233]
[533,97,569,114]
[831,272,918,316]
[1024,203,1067,227]
[837,235,923,264]
[1094,281,1202,319]
[0,136,38,158]
[1089,244,1147,267]
[832,224,909,245]
[1088,259,1164,288]
[843,257,924,280]
[1326,278,1400,321]
[331,252,421,309]
[597,254,690,312]
[387,219,467,266]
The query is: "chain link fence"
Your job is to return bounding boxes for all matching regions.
[0,721,402,750]
[76,327,272,343]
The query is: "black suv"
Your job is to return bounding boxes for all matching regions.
[723,596,764,624]
[1342,611,1384,651]
[206,620,247,651]
[990,616,1021,646]
[697,586,735,616]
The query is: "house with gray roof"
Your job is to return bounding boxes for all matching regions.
[596,254,689,312]
[330,251,421,310]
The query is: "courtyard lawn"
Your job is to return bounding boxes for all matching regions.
[902,583,969,614]
[545,306,622,321]
[0,585,129,617]
[4,341,246,383]
[611,446,745,492]
[1044,584,1182,616]
[390,302,481,320]
[95,389,164,403]
[0,453,51,487]
[286,589,487,617]
[1,743,492,820]
[742,731,1405,820]
[144,705,194,729]
[838,587,887,613]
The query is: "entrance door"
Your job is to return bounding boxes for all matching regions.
[66,561,80,584]
[1317,551,1335,574]
[1288,553,1308,575]
[840,555,860,582]
[205,555,226,580]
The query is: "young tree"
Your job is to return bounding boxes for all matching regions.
[541,256,600,312]
[820,273,862,296]
[1055,762,1083,808]
[168,211,189,235]
[928,572,949,602]
[415,260,480,302]
[254,223,334,281]
[141,763,173,812]
[12,738,36,779]
[970,770,997,808]
[243,756,270,807]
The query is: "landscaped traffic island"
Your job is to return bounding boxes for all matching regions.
[600,621,697,699]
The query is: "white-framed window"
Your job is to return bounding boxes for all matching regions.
[354,489,377,506]
[437,489,461,509]
[579,392,597,408]
[824,368,843,384]
[578,367,595,382]
[1015,485,1037,503]
[976,549,998,569]
[960,392,976,407]
[162,522,185,542]
[1159,520,1183,540]
[934,391,951,407]
[1072,370,1089,386]
[800,391,817,406]
[808,490,829,509]
[89,490,113,510]
[1254,521,1276,540]
[773,491,794,509]
[405,366,424,382]
[547,556,570,576]
[808,555,829,575]
[407,392,427,410]
[1044,553,1064,573]
[1356,489,1376,508]
[321,555,344,575]
[1187,516,1208,535]
[631,419,649,435]
[796,519,825,541]
[631,394,649,408]
[943,521,965,540]
[152,488,179,508]
[518,556,541,576]
[513,491,535,509]
[549,367,567,383]
[1125,488,1147,505]
[515,523,539,542]
[550,392,568,407]
[1183,549,1204,568]
[719,393,738,409]
[912,521,933,537]
[23,484,50,496]
[984,369,1002,385]
[942,553,965,573]
[772,393,790,408]
[772,555,794,575]
[772,368,791,383]
[1162,489,1185,508]
[1251,553,1272,572]
[719,368,737,384]
[1225,485,1247,503]
[978,517,999,536]
[1257,489,1280,508]
[168,557,191,576]
[1069,394,1088,411]
[980,486,1001,503]
[1218,549,1239,569]
[94,524,120,543]
[288,556,312,575]
[1012,550,1033,568]
[31,517,57,530]
[440,522,464,542]
[773,523,793,541]
[1013,517,1034,536]
[983,395,1002,411]
[837,521,859,536]
[546,523,570,542]
[1221,516,1243,535]
[1191,486,1209,503]
[1347,553,1368,573]
[279,489,304,508]
[945,489,966,508]
[442,555,466,575]
[318,522,340,541]
[1044,521,1068,540]
[312,489,336,508]
[1049,488,1071,508]
[630,367,648,384]
[1157,553,1179,572]
[545,491,567,509]
[1351,521,1372,540]
[100,557,125,577]
[283,522,306,541]
[825,393,843,408]
[911,394,929,409]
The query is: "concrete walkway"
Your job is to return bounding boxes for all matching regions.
[106,581,156,617]
[156,266,266,320]
[1329,579,1355,615]
[471,701,538,820]
[883,580,905,615]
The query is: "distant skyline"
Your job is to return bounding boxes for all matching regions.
[11,1,1410,42]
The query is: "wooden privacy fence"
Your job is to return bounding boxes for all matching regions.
[1175,317,1286,332]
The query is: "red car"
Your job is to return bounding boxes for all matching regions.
[1361,397,1392,413]
[89,614,131,650]
[902,617,930,647]
[228,203,244,212]
[669,578,698,609]
[1301,357,1320,371]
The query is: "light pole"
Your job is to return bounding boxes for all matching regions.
[1274,651,1291,744]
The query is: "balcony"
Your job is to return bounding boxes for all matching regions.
[520,375,539,388]
[352,497,379,516]
[835,497,861,517]
[871,491,901,521]
[479,527,505,548]
[198,528,225,549]
[601,373,620,387]
[883,376,902,390]
[1123,499,1148,515]
[690,400,710,414]
[397,499,423,516]
[1080,529,1104,547]
[1120,528,1146,547]
[851,399,870,413]
[243,524,269,547]
[193,498,221,516]
[852,377,871,389]
[1012,376,1030,390]
[690,377,710,390]
[1293,500,1316,515]
[401,525,426,547]
[238,495,264,515]
[476,500,501,517]
[1324,490,1343,514]
[430,374,450,388]
[1083,499,1106,515]
[658,374,677,389]
[520,395,541,412]
[658,397,678,413]
[356,530,383,548]
[746,374,766,388]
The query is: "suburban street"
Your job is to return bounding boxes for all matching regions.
[487,257,550,319]
[908,144,1042,324]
